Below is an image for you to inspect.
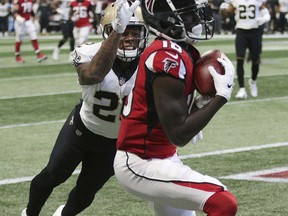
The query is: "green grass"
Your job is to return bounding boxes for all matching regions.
[1,34,288,216]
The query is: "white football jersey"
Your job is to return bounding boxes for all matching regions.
[278,0,288,13]
[58,0,71,21]
[231,0,266,29]
[72,42,137,138]
[0,2,10,17]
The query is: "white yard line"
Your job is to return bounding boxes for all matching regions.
[0,120,65,129]
[0,90,81,100]
[220,167,288,183]
[178,142,288,160]
[1,142,287,186]
[0,73,76,82]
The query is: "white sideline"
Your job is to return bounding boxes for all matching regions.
[0,142,287,186]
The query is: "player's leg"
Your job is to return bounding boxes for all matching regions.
[78,26,90,45]
[114,151,237,216]
[248,29,262,97]
[25,102,85,216]
[53,21,69,60]
[153,203,197,216]
[73,26,80,46]
[68,20,75,52]
[14,19,25,63]
[235,29,248,99]
[61,135,116,215]
[25,20,47,62]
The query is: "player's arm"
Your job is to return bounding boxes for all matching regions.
[220,2,235,18]
[12,1,25,23]
[153,74,227,147]
[257,3,271,25]
[76,0,140,85]
[153,53,234,147]
[88,3,96,22]
[76,31,123,85]
[51,0,61,12]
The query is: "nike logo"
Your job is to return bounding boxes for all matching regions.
[165,51,179,59]
[227,83,233,88]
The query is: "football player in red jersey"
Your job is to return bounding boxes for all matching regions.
[12,0,47,63]
[70,0,95,46]
[21,1,146,216]
[114,0,238,216]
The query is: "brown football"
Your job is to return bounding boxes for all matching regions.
[194,50,226,96]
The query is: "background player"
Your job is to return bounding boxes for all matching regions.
[51,0,75,61]
[12,0,47,63]
[21,1,146,215]
[0,0,11,37]
[221,0,271,99]
[70,0,95,46]
[114,0,238,215]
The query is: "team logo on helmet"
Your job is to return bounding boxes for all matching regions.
[144,0,155,15]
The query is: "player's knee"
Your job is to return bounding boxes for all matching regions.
[203,191,238,216]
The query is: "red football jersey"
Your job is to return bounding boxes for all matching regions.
[117,38,200,159]
[14,0,33,20]
[70,0,92,28]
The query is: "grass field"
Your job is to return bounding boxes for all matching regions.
[1,33,288,216]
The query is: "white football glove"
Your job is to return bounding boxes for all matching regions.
[56,8,64,15]
[191,131,203,145]
[256,8,271,26]
[219,2,229,10]
[112,0,140,33]
[208,56,235,101]
[194,95,213,109]
[15,15,25,25]
[71,14,80,22]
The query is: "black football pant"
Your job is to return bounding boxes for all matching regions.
[26,101,116,216]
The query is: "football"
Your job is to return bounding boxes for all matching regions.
[194,50,226,96]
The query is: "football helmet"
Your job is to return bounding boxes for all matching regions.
[101,2,148,62]
[141,0,215,44]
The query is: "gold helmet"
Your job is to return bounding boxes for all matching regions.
[100,2,148,61]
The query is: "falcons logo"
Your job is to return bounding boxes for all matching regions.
[145,0,155,15]
[162,58,178,73]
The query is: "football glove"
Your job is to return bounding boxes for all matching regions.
[208,55,235,101]
[112,0,140,33]
[256,8,271,26]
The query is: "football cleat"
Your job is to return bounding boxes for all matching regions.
[235,88,247,99]
[16,55,25,63]
[53,205,65,216]
[249,78,258,97]
[21,208,27,216]
[37,52,47,62]
[52,47,60,60]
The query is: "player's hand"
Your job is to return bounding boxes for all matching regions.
[71,14,79,22]
[219,2,229,10]
[191,131,203,145]
[56,8,64,15]
[256,16,266,26]
[195,95,213,109]
[208,56,235,101]
[112,0,140,33]
[15,15,25,25]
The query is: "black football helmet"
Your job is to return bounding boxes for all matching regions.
[141,0,215,44]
